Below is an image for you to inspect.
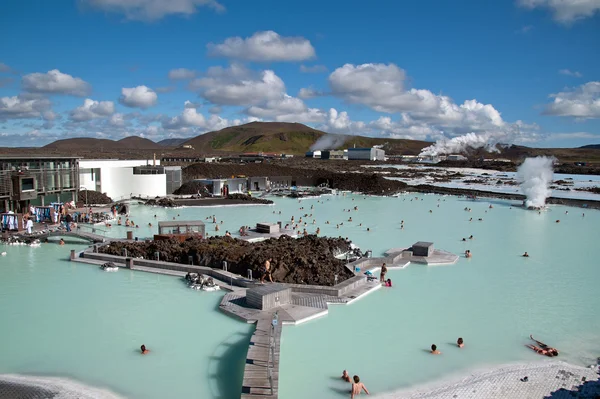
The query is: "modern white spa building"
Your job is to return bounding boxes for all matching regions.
[79,159,182,200]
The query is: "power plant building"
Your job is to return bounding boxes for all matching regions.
[347,147,385,161]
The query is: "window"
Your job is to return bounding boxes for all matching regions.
[21,177,35,191]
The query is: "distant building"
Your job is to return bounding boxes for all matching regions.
[399,155,418,162]
[0,156,79,212]
[446,154,467,161]
[483,158,512,163]
[305,150,322,159]
[416,155,441,164]
[347,147,385,161]
[321,150,346,160]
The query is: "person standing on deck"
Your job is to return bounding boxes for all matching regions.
[380,263,387,283]
[25,216,33,234]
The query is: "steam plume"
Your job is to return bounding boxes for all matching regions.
[517,156,555,208]
[418,133,499,157]
[310,134,347,151]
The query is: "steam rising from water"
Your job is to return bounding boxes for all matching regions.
[310,134,347,151]
[418,133,499,157]
[517,157,555,208]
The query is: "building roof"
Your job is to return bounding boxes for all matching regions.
[347,148,373,151]
[158,220,205,227]
[0,155,81,160]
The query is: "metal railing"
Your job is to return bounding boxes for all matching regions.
[267,313,278,396]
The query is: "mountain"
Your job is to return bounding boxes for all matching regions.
[43,137,120,150]
[117,136,162,149]
[43,136,162,150]
[157,138,189,147]
[179,121,431,155]
[580,144,600,149]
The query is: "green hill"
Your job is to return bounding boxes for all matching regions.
[180,121,431,155]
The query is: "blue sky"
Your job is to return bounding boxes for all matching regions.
[0,0,599,150]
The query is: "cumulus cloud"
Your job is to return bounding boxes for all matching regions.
[517,0,600,23]
[247,95,326,123]
[169,68,196,80]
[22,69,91,96]
[82,0,224,21]
[0,95,52,121]
[70,98,115,121]
[298,87,324,99]
[119,85,158,108]
[184,100,201,109]
[544,81,600,118]
[207,31,316,62]
[300,64,327,73]
[109,113,126,127]
[162,102,257,133]
[559,69,583,78]
[190,64,285,106]
[329,63,506,135]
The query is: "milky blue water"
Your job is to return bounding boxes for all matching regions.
[1,193,599,399]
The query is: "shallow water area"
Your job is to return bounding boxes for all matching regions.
[0,242,253,399]
[1,192,599,399]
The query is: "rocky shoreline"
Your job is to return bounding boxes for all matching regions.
[99,235,354,285]
[182,161,600,209]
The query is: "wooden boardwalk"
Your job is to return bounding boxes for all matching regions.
[241,318,281,399]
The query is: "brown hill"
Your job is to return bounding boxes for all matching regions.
[43,136,162,151]
[180,121,431,155]
[117,136,162,149]
[43,137,119,150]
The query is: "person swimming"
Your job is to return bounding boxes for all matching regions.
[431,344,441,354]
[141,344,149,355]
[526,344,553,357]
[465,250,472,258]
[385,279,392,287]
[59,238,65,246]
[341,370,351,382]
[530,335,558,356]
[351,375,369,398]
[457,337,464,348]
[522,252,529,257]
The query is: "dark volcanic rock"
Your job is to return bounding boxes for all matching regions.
[99,235,354,285]
[173,181,211,196]
[226,193,274,204]
[78,190,112,204]
[144,197,177,207]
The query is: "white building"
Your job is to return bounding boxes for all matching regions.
[79,159,176,200]
[347,148,385,161]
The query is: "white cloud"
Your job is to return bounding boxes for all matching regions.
[329,63,506,134]
[70,98,115,121]
[83,0,224,21]
[0,95,52,120]
[162,102,258,134]
[517,0,600,23]
[109,113,126,127]
[300,64,328,73]
[544,81,600,118]
[184,100,201,109]
[169,68,196,80]
[298,87,323,99]
[207,31,316,62]
[559,69,583,78]
[163,107,206,129]
[247,95,326,123]
[22,69,91,96]
[119,85,158,108]
[190,64,285,106]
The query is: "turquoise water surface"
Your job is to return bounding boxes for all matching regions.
[1,193,599,398]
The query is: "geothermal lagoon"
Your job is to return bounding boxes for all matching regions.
[1,192,599,398]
